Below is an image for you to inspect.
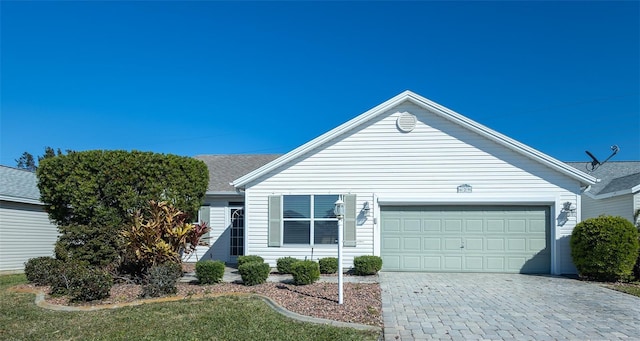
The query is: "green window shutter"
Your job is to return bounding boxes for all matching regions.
[199,206,211,244]
[268,195,282,247]
[344,194,356,247]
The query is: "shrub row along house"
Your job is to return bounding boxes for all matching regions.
[3,91,638,274]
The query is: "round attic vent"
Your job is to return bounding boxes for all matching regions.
[396,112,416,132]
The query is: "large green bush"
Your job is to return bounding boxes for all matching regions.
[140,262,183,298]
[238,262,270,286]
[237,255,264,267]
[67,267,113,302]
[276,257,300,274]
[46,260,113,302]
[24,257,61,286]
[318,257,338,274]
[570,215,639,281]
[353,255,383,275]
[290,260,320,285]
[37,150,209,268]
[195,260,225,284]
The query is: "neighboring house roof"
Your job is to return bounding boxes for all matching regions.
[232,90,597,188]
[566,161,640,198]
[0,165,42,205]
[194,154,282,194]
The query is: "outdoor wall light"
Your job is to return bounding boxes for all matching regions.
[562,201,577,217]
[363,201,370,216]
[334,197,345,218]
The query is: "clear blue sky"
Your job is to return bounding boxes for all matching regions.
[1,1,638,168]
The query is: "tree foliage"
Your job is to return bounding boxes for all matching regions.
[15,152,36,171]
[15,147,69,171]
[36,150,209,268]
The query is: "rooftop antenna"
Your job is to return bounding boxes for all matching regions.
[585,145,619,172]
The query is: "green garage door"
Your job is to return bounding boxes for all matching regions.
[381,206,550,273]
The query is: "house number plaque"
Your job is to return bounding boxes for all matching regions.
[457,184,472,193]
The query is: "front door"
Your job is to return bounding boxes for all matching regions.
[229,207,244,262]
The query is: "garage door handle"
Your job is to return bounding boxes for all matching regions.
[460,242,464,249]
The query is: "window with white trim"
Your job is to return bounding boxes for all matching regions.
[282,195,338,245]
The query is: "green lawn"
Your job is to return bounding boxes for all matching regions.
[0,275,379,341]
[607,281,640,298]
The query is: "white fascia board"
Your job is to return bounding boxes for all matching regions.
[232,90,597,188]
[632,184,640,194]
[0,195,43,205]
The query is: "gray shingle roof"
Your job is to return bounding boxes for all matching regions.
[0,166,41,202]
[565,161,640,196]
[194,154,282,193]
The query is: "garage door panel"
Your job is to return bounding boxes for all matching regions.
[444,220,462,232]
[422,256,442,271]
[444,257,462,270]
[486,257,505,271]
[423,220,441,232]
[486,239,504,251]
[487,220,505,232]
[465,257,483,270]
[403,219,421,232]
[403,238,421,250]
[384,218,401,232]
[444,238,462,250]
[423,238,441,250]
[403,256,421,270]
[464,238,483,250]
[381,206,550,273]
[507,239,526,251]
[507,220,526,232]
[466,220,483,232]
[382,237,401,251]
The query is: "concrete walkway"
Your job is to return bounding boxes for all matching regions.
[380,272,640,341]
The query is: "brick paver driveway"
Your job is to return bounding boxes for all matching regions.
[380,273,640,340]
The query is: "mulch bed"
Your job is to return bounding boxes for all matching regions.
[15,279,382,327]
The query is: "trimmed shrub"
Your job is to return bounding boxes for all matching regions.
[276,257,300,274]
[290,260,320,285]
[195,260,225,284]
[353,255,383,275]
[67,267,113,302]
[238,261,270,286]
[318,257,338,274]
[237,255,264,267]
[45,260,112,302]
[140,262,183,298]
[570,215,639,281]
[24,257,61,286]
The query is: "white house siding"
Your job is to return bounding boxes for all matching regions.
[243,102,583,274]
[581,194,635,223]
[0,200,58,273]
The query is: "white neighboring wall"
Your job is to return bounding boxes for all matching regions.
[0,200,59,273]
[242,101,585,274]
[581,193,635,223]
